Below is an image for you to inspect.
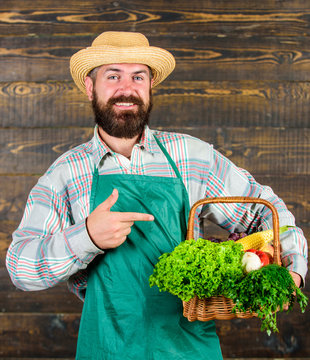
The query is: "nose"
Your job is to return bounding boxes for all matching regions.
[117,77,135,96]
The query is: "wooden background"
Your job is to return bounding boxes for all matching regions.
[0,0,309,359]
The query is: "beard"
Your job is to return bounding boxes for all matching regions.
[91,90,153,139]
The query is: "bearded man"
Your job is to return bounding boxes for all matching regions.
[6,31,308,359]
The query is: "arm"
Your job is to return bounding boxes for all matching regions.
[6,175,102,291]
[202,147,308,286]
[6,177,154,293]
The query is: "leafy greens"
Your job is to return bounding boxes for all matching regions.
[149,239,308,335]
[149,238,244,302]
[230,264,308,335]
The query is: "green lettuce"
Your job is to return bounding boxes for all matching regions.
[149,239,244,302]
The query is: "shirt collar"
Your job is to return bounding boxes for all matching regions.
[139,126,161,154]
[92,125,111,167]
[92,125,160,168]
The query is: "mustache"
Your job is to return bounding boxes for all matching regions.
[107,95,144,106]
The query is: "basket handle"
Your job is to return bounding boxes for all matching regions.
[186,196,281,265]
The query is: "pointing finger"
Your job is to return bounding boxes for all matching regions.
[117,212,154,222]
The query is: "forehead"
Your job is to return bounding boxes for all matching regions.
[99,63,150,74]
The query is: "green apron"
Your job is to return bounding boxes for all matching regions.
[76,137,223,360]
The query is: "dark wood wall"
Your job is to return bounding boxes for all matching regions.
[0,0,309,359]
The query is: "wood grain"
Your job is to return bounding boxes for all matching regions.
[1,2,310,37]
[217,309,310,357]
[0,127,308,175]
[0,268,83,313]
[0,0,309,358]
[1,0,310,10]
[0,313,80,357]
[0,127,93,174]
[0,302,308,358]
[1,34,310,81]
[1,80,310,128]
[0,176,39,221]
[184,126,310,176]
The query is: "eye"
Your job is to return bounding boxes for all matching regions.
[133,75,144,81]
[107,75,119,80]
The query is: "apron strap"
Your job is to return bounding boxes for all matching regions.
[153,135,183,181]
[92,135,182,181]
[153,135,191,223]
[90,166,99,211]
[90,135,190,214]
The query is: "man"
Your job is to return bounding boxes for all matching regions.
[6,31,308,359]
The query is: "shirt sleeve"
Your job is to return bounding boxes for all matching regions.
[6,173,103,293]
[201,147,308,285]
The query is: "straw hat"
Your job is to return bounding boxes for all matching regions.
[70,31,176,94]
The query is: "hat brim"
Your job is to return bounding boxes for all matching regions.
[70,45,175,94]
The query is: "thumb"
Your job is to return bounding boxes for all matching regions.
[99,189,119,211]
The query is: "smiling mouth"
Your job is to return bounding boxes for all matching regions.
[115,102,135,107]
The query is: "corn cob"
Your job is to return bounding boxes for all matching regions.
[235,225,292,251]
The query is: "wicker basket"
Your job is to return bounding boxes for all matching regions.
[182,196,281,322]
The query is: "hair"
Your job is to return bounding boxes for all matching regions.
[87,66,100,84]
[87,65,153,85]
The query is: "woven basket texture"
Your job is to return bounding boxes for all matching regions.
[182,196,280,322]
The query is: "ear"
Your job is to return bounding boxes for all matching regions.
[150,78,154,89]
[85,76,94,101]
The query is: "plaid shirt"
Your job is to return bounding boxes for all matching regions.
[6,126,308,300]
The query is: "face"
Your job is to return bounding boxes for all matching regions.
[85,63,153,139]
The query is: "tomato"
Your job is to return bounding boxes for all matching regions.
[261,244,274,262]
[256,250,270,266]
[246,249,270,266]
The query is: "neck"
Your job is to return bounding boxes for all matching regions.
[98,127,140,158]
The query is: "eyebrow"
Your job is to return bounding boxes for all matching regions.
[104,67,149,76]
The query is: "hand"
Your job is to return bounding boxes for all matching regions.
[282,271,302,311]
[86,189,154,249]
[290,271,302,288]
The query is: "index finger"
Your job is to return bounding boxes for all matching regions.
[116,212,154,222]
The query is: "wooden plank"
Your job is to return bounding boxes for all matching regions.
[1,34,310,82]
[0,268,83,313]
[1,0,310,10]
[0,220,17,256]
[0,176,39,221]
[217,308,310,357]
[0,220,16,259]
[254,175,310,226]
[0,81,93,128]
[1,1,309,359]
[0,174,308,224]
[1,3,310,37]
[1,80,310,128]
[0,127,308,176]
[153,80,310,129]
[183,126,310,176]
[0,127,93,175]
[0,306,309,358]
[0,313,80,357]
